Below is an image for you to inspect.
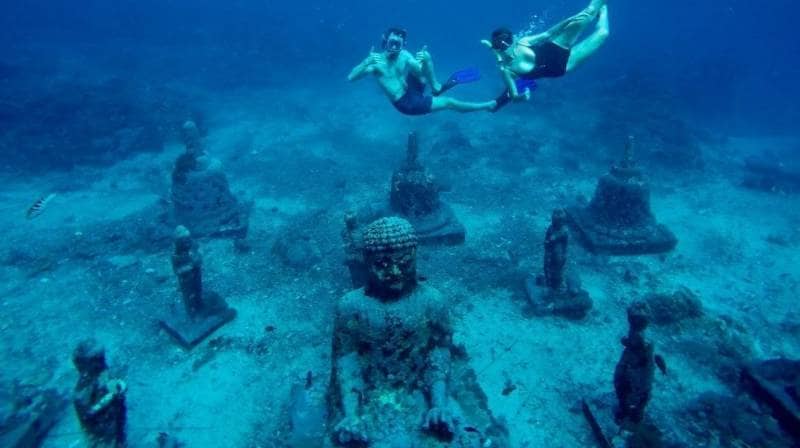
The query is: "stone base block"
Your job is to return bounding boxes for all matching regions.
[566,206,677,256]
[525,276,592,320]
[159,308,236,349]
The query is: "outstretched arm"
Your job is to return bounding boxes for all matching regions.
[519,31,551,47]
[500,66,519,97]
[422,300,456,435]
[333,313,365,417]
[480,39,506,63]
[336,351,364,417]
[331,309,369,444]
[348,48,378,82]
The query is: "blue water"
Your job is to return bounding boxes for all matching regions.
[2,0,797,132]
[1,1,800,447]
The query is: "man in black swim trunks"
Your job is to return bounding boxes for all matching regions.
[349,27,497,115]
[483,0,610,110]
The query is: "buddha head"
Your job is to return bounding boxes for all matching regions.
[362,217,418,299]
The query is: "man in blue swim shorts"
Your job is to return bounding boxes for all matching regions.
[348,27,497,116]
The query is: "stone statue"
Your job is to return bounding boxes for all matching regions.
[526,209,592,320]
[72,339,127,448]
[171,120,250,239]
[389,132,441,218]
[567,136,677,255]
[172,225,205,317]
[159,226,236,349]
[330,217,508,447]
[614,302,655,428]
[543,208,569,290]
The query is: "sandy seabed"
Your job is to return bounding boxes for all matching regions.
[1,84,798,448]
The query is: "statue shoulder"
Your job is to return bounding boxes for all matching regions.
[337,288,368,315]
[416,284,448,312]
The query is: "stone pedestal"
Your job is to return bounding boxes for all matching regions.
[171,120,250,239]
[525,274,592,320]
[159,298,237,350]
[567,136,677,255]
[159,226,236,349]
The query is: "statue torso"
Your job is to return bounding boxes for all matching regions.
[335,284,450,388]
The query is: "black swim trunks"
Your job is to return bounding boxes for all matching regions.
[392,75,433,116]
[523,41,571,80]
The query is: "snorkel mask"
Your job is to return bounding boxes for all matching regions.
[491,27,514,52]
[382,27,407,55]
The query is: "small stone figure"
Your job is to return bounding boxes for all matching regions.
[526,209,593,320]
[171,120,250,239]
[345,132,465,255]
[614,302,655,428]
[330,217,508,447]
[566,136,677,255]
[543,209,569,290]
[159,226,236,349]
[72,339,127,448]
[173,225,204,317]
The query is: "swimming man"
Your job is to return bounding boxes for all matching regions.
[483,0,610,111]
[349,27,497,115]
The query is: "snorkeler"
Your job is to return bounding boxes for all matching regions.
[483,0,610,111]
[348,27,497,115]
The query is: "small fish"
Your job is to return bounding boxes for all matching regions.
[305,370,313,389]
[655,354,667,375]
[26,193,56,220]
[463,426,481,434]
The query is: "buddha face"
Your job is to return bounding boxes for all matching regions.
[366,247,417,298]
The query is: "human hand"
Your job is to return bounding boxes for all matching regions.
[480,40,505,63]
[416,45,431,64]
[423,406,456,437]
[334,415,369,445]
[364,46,379,65]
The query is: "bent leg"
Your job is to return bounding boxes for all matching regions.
[566,5,609,72]
[550,0,606,49]
[431,96,496,113]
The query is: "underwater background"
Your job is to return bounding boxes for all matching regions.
[1,0,799,447]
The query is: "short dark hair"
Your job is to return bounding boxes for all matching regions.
[383,27,408,45]
[491,27,514,51]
